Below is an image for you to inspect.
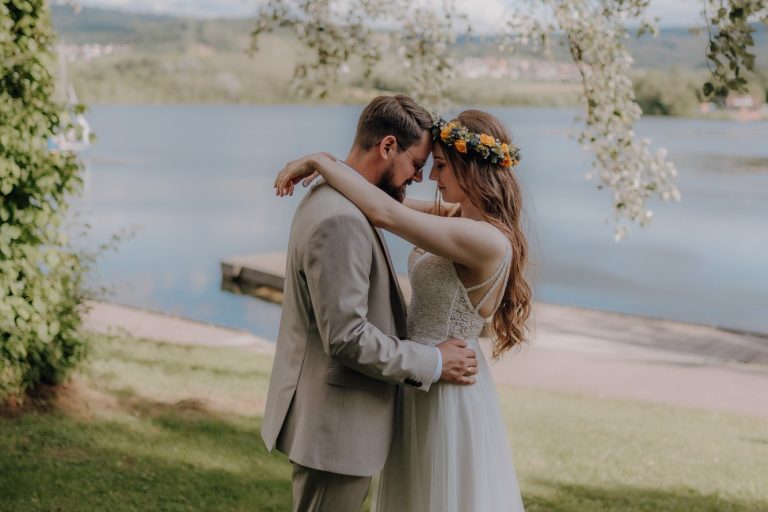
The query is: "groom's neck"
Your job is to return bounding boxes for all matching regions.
[345,149,380,186]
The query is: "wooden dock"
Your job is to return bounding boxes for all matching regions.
[220,251,768,365]
[220,251,413,302]
[221,251,287,291]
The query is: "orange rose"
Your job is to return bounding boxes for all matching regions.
[454,139,467,153]
[501,156,512,167]
[440,126,452,141]
[480,134,496,146]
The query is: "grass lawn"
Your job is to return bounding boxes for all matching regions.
[1,334,767,511]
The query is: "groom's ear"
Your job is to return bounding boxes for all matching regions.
[379,135,397,160]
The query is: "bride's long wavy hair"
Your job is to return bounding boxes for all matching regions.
[434,110,532,358]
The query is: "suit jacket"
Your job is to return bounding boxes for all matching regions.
[261,183,438,477]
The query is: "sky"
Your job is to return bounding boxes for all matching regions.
[68,0,706,28]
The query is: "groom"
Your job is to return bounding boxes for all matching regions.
[261,95,478,511]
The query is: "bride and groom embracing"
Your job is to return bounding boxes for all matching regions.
[262,95,531,511]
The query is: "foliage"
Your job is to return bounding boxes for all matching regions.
[633,70,705,116]
[251,0,465,110]
[698,0,768,98]
[757,69,768,100]
[250,0,766,239]
[504,1,681,239]
[0,0,89,400]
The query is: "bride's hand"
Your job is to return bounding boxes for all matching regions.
[274,153,331,197]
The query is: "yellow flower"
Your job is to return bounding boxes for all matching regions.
[502,156,513,167]
[480,134,496,146]
[440,126,452,141]
[454,139,467,153]
[501,143,509,154]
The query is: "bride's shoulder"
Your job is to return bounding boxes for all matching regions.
[464,220,510,259]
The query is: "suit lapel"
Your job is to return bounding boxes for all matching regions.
[372,226,408,337]
[333,159,408,336]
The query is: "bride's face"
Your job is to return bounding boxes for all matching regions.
[429,145,465,204]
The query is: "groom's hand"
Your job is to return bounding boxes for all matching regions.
[437,339,478,385]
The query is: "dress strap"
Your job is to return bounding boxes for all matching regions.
[471,244,512,313]
[465,243,511,292]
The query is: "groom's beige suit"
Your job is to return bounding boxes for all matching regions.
[261,182,439,511]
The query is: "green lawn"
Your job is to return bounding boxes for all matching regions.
[1,334,767,511]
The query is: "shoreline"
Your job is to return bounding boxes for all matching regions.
[85,298,768,365]
[83,299,768,418]
[83,300,275,353]
[532,300,768,365]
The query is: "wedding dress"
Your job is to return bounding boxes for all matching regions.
[374,242,525,511]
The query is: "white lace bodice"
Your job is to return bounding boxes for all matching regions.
[406,244,511,347]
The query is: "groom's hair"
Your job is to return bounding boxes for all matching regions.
[353,95,432,151]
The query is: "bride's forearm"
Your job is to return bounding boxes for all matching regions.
[404,197,460,217]
[312,154,396,228]
[403,197,432,213]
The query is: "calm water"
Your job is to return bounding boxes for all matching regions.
[75,105,768,339]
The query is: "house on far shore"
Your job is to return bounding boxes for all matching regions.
[725,94,758,110]
[699,93,768,120]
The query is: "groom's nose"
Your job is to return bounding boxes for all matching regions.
[412,168,423,183]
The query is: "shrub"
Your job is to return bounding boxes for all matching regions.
[1,1,89,401]
[633,69,703,116]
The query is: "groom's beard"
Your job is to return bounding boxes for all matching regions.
[378,167,407,203]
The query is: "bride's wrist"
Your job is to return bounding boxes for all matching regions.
[303,155,322,174]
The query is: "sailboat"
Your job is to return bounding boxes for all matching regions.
[48,51,91,153]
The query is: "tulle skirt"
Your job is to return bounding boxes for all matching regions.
[373,338,525,512]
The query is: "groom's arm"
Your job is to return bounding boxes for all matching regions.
[304,211,440,391]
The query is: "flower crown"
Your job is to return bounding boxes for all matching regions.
[431,114,521,169]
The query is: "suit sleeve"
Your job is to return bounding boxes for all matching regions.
[304,212,438,391]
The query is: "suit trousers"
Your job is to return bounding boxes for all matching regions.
[292,462,371,512]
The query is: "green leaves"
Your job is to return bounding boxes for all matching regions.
[250,0,462,109]
[701,0,767,99]
[1,0,90,401]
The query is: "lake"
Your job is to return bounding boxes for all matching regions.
[74,105,768,340]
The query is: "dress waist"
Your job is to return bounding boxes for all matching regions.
[409,336,481,348]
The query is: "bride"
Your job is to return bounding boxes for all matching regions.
[275,109,530,511]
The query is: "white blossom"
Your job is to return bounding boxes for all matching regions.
[252,0,687,239]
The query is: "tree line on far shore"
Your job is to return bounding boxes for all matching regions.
[65,46,768,116]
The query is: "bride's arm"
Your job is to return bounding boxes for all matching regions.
[275,153,507,267]
[403,197,460,217]
[277,163,457,217]
[275,154,458,217]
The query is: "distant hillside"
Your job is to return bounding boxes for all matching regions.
[51,6,768,68]
[628,26,767,69]
[51,5,253,52]
[48,5,767,109]
[457,26,766,70]
[50,5,173,44]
